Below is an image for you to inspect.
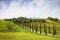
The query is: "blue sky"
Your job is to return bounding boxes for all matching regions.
[0,0,60,19]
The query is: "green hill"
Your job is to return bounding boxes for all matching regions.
[0,20,27,32]
[0,20,60,40]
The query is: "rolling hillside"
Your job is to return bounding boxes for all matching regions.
[0,20,27,32]
[0,20,60,40]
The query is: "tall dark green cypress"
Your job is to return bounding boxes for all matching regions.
[30,24,31,31]
[44,23,47,35]
[32,24,34,32]
[40,24,41,34]
[53,24,56,36]
[45,25,47,35]
[35,26,38,33]
[44,23,45,33]
[48,25,50,34]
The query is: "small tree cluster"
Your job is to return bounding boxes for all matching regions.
[47,17,59,22]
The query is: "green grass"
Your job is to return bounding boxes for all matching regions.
[0,32,60,40]
[0,20,23,31]
[0,20,60,40]
[46,20,54,23]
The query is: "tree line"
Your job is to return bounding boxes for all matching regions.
[4,17,46,24]
[4,17,60,24]
[4,17,59,36]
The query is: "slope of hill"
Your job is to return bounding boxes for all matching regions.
[0,20,27,32]
[0,20,60,40]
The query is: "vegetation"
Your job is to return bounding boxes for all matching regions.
[4,17,60,36]
[0,17,60,40]
[0,20,25,32]
[47,17,60,22]
[0,32,60,40]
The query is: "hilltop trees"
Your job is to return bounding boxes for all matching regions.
[5,17,46,25]
[4,17,60,24]
[47,17,59,22]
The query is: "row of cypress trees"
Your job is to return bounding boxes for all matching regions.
[24,23,56,36]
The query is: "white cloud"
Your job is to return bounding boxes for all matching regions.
[0,0,60,19]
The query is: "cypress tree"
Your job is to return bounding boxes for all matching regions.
[45,25,47,35]
[44,23,46,33]
[44,23,47,35]
[40,24,41,34]
[53,24,56,36]
[48,25,50,34]
[30,24,31,31]
[35,26,38,33]
[31,24,34,32]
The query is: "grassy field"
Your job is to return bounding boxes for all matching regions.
[0,31,60,40]
[0,20,60,40]
[0,20,23,31]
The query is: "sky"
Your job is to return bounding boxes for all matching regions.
[0,0,60,19]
